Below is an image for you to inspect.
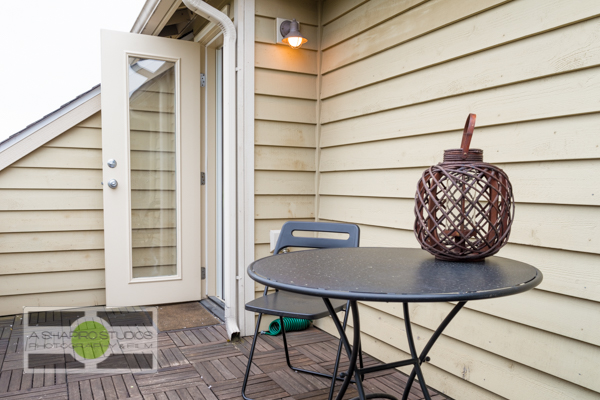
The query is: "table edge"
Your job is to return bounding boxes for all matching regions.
[247,248,543,302]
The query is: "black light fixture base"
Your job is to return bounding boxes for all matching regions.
[280,19,292,37]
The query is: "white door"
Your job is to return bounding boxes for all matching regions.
[101,30,202,307]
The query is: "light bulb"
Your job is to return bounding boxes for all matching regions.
[287,36,303,48]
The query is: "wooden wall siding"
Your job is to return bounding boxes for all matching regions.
[253,0,320,302]
[0,112,106,316]
[314,0,600,399]
[321,0,600,97]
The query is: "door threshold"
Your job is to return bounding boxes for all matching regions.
[200,296,225,321]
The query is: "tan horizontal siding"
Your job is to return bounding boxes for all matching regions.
[255,171,316,195]
[132,228,176,248]
[131,210,176,229]
[0,189,102,211]
[255,43,318,75]
[321,0,509,73]
[131,190,176,210]
[0,270,105,296]
[322,0,368,26]
[315,1,600,398]
[11,147,101,169]
[132,247,176,267]
[255,195,315,220]
[130,150,176,171]
[78,113,101,128]
[255,146,316,171]
[321,0,600,98]
[0,230,104,254]
[321,67,600,147]
[321,0,427,50]
[0,112,105,316]
[322,17,600,121]
[0,168,102,189]
[130,131,175,152]
[255,68,317,99]
[0,289,105,317]
[319,196,600,254]
[0,250,104,275]
[255,95,317,124]
[129,91,175,113]
[45,126,102,149]
[255,120,316,148]
[320,114,600,168]
[0,210,104,233]
[318,159,600,206]
[253,0,319,273]
[129,110,174,132]
[131,170,175,190]
[255,0,318,25]
[255,243,271,260]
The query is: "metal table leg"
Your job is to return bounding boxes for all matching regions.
[323,299,397,400]
[400,301,467,400]
[324,299,467,400]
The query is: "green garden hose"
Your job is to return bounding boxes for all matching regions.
[263,317,311,336]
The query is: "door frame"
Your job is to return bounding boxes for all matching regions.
[200,34,222,302]
[192,0,256,337]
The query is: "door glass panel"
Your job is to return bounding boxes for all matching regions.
[128,57,177,279]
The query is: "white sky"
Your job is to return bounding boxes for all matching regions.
[0,0,146,141]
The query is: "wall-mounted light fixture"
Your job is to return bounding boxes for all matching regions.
[277,18,307,49]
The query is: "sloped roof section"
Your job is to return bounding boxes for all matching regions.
[0,84,101,171]
[0,84,101,150]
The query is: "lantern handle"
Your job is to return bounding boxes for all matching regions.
[460,113,477,158]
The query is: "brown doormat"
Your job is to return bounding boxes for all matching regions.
[156,301,221,332]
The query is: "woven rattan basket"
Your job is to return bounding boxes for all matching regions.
[414,114,514,261]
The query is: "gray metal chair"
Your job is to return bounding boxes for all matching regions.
[242,221,362,400]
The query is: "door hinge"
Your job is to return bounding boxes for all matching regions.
[201,172,206,185]
[201,267,206,280]
[200,73,206,87]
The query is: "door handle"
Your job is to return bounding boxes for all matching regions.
[107,179,118,189]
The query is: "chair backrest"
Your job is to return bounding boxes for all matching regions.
[274,221,360,255]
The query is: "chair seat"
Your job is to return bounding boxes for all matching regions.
[245,290,346,319]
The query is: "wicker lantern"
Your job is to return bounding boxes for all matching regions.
[414,114,514,261]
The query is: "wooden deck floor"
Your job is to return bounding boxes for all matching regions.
[0,314,449,400]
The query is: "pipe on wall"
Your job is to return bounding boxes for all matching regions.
[181,0,239,339]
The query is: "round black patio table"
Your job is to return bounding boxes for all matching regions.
[248,247,543,400]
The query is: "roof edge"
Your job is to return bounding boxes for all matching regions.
[131,0,162,34]
[0,85,101,154]
[131,0,181,36]
[0,87,101,171]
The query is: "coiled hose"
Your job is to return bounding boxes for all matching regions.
[263,317,311,336]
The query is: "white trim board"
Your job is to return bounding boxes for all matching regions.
[238,0,256,337]
[0,88,101,172]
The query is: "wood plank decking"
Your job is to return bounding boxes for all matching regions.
[0,314,449,400]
